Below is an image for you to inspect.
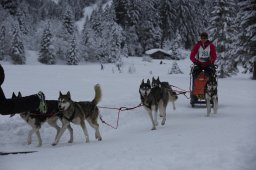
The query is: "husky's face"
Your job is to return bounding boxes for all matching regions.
[139,79,151,97]
[58,91,71,111]
[206,78,217,92]
[151,77,161,88]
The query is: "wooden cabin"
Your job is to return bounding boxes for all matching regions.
[145,49,173,59]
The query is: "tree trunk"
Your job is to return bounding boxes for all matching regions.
[253,61,256,80]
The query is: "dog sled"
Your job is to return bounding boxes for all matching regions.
[190,65,217,107]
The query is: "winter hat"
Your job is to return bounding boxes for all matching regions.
[200,32,208,39]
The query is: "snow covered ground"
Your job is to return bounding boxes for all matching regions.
[0,54,256,170]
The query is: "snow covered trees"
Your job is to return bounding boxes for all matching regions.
[66,37,79,65]
[0,0,254,78]
[62,7,80,64]
[175,0,199,49]
[1,0,207,64]
[169,61,183,74]
[159,0,176,48]
[113,0,140,27]
[80,4,125,63]
[38,27,56,65]
[11,28,25,64]
[208,0,238,78]
[236,0,256,79]
[63,7,75,36]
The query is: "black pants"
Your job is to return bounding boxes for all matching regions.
[0,87,40,115]
[192,64,216,79]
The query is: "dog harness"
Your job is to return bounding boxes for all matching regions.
[61,105,76,122]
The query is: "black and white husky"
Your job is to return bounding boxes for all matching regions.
[12,92,73,147]
[205,76,218,116]
[139,78,178,130]
[151,77,178,111]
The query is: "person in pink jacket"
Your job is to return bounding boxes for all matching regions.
[190,32,217,78]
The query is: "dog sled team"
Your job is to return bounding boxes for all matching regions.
[0,32,219,146]
[11,84,102,147]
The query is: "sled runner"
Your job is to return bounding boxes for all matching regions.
[0,151,37,155]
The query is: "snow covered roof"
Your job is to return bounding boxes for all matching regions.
[145,48,171,56]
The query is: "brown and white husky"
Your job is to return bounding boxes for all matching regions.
[52,84,102,146]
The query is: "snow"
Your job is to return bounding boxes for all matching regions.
[76,0,113,33]
[76,4,98,33]
[145,49,171,55]
[0,50,256,170]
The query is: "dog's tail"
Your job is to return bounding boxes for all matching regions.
[92,84,102,105]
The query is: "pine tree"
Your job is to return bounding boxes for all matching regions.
[81,4,125,63]
[99,4,125,63]
[159,0,176,47]
[66,37,79,65]
[175,0,201,49]
[170,40,182,60]
[128,64,136,74]
[169,61,183,74]
[82,8,103,62]
[10,28,25,64]
[208,0,238,78]
[136,0,162,51]
[16,2,31,35]
[63,7,74,35]
[113,0,142,56]
[91,6,104,37]
[38,27,56,64]
[113,0,140,27]
[80,17,94,61]
[236,0,256,78]
[125,26,142,56]
[53,6,78,62]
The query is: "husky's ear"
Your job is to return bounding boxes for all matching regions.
[59,91,63,96]
[67,91,71,98]
[152,77,155,81]
[157,76,160,81]
[147,79,150,84]
[18,91,22,97]
[11,92,16,99]
[141,79,144,84]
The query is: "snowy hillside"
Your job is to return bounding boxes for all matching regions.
[0,54,255,170]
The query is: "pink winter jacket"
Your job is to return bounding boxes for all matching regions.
[190,40,217,67]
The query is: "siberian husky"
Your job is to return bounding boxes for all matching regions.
[205,76,218,116]
[53,84,102,146]
[139,79,177,130]
[12,92,73,147]
[151,77,178,111]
